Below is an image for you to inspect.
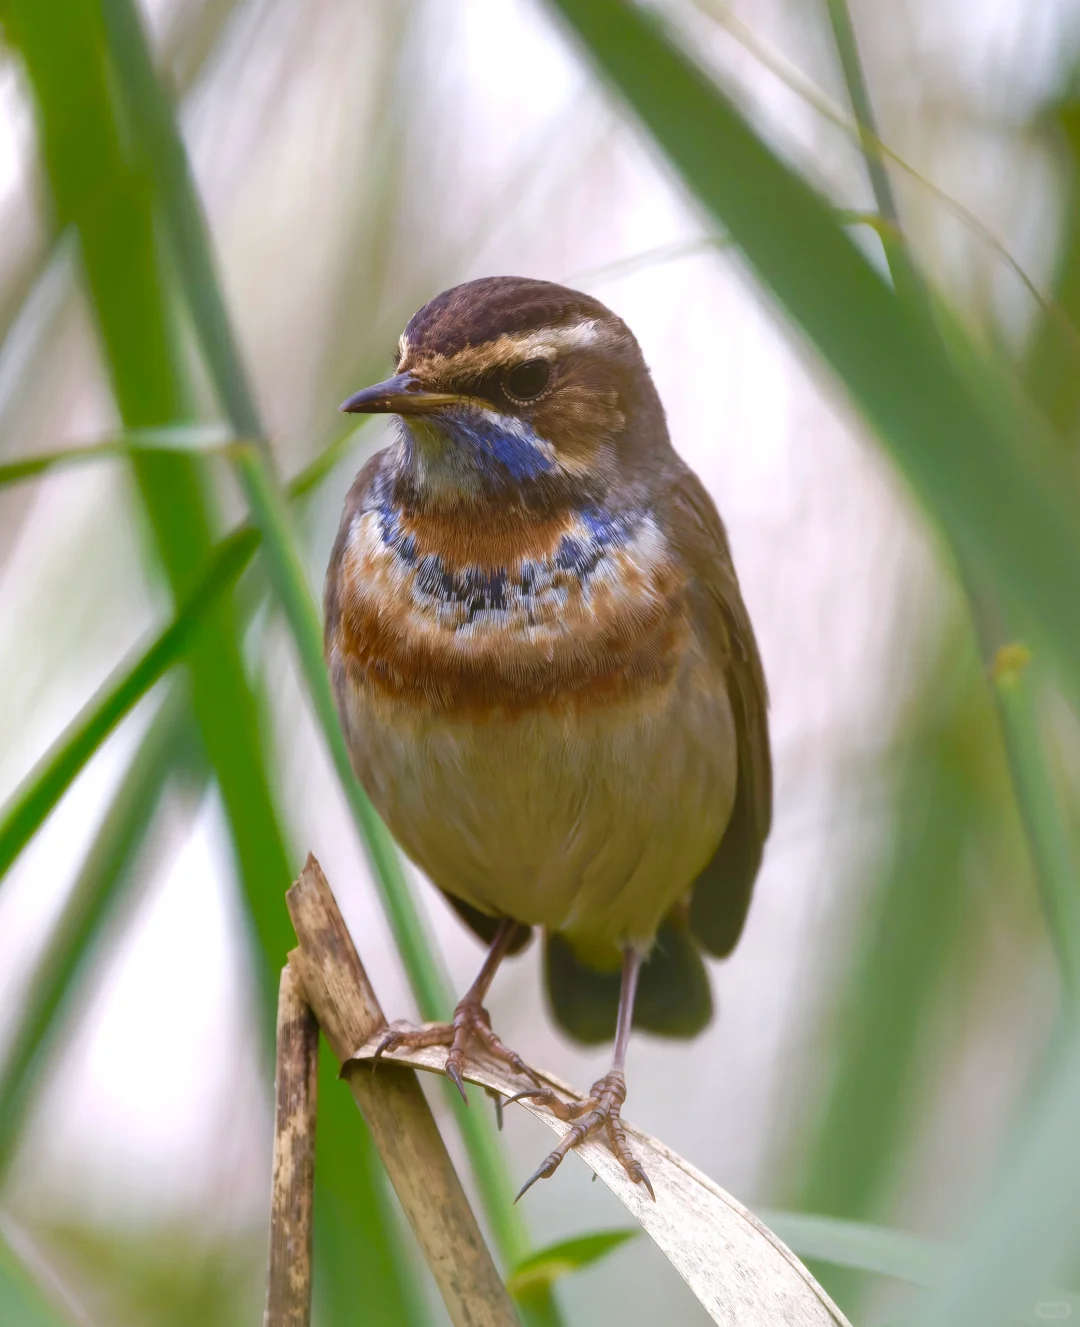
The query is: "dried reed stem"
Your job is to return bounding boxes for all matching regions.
[286,854,519,1327]
[264,963,318,1327]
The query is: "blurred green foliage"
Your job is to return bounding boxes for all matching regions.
[1,0,1080,1325]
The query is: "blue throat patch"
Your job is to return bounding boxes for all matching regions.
[401,407,556,486]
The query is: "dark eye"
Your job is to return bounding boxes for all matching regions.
[503,359,551,402]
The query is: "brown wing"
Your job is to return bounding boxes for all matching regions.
[664,468,772,958]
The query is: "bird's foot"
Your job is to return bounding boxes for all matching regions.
[508,1069,654,1202]
[373,999,541,1104]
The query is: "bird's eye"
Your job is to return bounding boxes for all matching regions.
[502,359,551,403]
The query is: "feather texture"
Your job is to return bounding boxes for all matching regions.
[662,470,772,957]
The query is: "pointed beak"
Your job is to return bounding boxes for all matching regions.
[338,371,463,415]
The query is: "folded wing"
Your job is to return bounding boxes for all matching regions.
[664,469,772,958]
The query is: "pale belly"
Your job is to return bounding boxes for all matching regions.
[334,650,737,955]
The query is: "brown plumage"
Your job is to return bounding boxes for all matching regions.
[325,276,771,1198]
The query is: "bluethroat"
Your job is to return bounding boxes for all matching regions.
[325,277,771,1199]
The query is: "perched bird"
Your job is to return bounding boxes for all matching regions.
[325,276,771,1199]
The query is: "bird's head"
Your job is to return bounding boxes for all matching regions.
[340,276,668,505]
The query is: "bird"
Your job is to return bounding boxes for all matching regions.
[324,275,771,1201]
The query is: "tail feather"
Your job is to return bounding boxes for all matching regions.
[544,917,713,1046]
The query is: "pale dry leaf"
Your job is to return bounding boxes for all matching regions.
[349,1027,853,1327]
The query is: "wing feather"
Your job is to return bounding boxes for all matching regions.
[664,468,772,958]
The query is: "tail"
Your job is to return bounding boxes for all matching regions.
[544,914,713,1046]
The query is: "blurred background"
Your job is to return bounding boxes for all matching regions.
[1,0,1079,1323]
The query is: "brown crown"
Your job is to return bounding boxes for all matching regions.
[401,276,620,359]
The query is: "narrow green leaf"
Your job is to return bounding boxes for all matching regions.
[760,1210,946,1289]
[991,649,1080,991]
[0,427,235,487]
[931,316,1080,995]
[821,0,924,310]
[0,441,130,487]
[0,424,369,503]
[508,1229,639,1298]
[549,0,1080,702]
[0,529,256,883]
[97,0,263,444]
[573,211,881,288]
[1023,97,1080,442]
[761,1208,1080,1324]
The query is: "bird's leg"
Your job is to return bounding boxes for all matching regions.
[510,946,654,1201]
[374,919,540,1102]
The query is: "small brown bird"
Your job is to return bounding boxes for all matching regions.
[325,277,771,1199]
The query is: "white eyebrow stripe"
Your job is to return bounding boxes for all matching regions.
[402,317,612,383]
[507,320,603,359]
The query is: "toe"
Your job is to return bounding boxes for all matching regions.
[515,1072,653,1198]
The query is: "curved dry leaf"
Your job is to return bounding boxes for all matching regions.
[350,1028,852,1327]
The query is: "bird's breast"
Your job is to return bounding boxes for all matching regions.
[329,487,690,716]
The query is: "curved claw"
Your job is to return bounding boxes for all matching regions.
[505,1087,553,1109]
[514,1155,559,1203]
[371,1029,400,1067]
[617,1138,656,1200]
[445,1059,469,1105]
[511,1058,544,1089]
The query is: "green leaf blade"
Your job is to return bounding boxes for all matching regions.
[508,1229,640,1299]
